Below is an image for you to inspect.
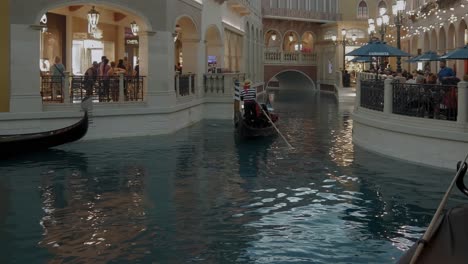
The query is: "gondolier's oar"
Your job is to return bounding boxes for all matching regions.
[409,153,468,264]
[257,103,294,150]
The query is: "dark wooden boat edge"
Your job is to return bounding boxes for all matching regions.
[0,111,89,157]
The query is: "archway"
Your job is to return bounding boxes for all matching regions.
[174,16,199,74]
[438,27,446,53]
[301,32,315,53]
[205,25,222,73]
[38,4,151,102]
[40,4,149,75]
[424,32,430,51]
[448,23,456,50]
[457,20,468,75]
[283,31,301,52]
[430,29,438,51]
[265,29,281,51]
[266,70,316,91]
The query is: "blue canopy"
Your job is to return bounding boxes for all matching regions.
[414,51,442,61]
[350,56,373,63]
[440,45,468,60]
[345,40,411,57]
[405,55,421,63]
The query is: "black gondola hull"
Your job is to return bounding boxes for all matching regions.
[234,111,277,138]
[0,111,89,158]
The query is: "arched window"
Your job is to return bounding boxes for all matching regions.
[357,1,368,19]
[346,29,366,39]
[378,1,387,15]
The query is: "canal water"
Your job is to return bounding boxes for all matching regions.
[0,89,464,264]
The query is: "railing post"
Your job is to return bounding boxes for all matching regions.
[457,81,468,124]
[63,72,70,104]
[188,74,193,95]
[355,74,361,109]
[383,79,393,114]
[119,73,124,102]
[175,74,180,96]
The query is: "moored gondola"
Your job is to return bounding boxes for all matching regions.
[0,111,89,158]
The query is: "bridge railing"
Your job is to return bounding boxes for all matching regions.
[264,51,317,65]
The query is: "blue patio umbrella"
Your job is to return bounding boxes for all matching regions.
[350,56,373,63]
[413,51,442,61]
[440,45,468,59]
[405,55,421,63]
[345,40,411,57]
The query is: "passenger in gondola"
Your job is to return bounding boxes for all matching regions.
[240,79,257,125]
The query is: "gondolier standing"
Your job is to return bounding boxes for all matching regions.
[240,79,257,124]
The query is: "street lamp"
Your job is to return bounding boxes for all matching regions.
[368,18,376,40]
[376,14,390,42]
[332,29,357,73]
[393,0,406,73]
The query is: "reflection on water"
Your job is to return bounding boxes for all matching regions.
[0,90,462,263]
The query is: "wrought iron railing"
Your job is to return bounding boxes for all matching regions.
[41,75,145,103]
[40,76,64,103]
[360,79,384,111]
[393,82,458,121]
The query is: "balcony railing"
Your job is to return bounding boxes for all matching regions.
[175,74,197,97]
[41,74,145,103]
[356,73,467,124]
[262,7,342,21]
[360,78,385,112]
[393,82,458,121]
[204,73,246,96]
[264,51,317,65]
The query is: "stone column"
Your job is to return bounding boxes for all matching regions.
[10,24,43,112]
[117,25,126,60]
[457,81,468,125]
[139,30,176,107]
[0,0,9,112]
[197,40,207,97]
[66,15,73,73]
[182,39,201,74]
[383,78,393,114]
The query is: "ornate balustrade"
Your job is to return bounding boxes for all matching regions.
[264,51,317,65]
[262,7,341,21]
[204,73,246,97]
[360,79,385,111]
[175,74,197,97]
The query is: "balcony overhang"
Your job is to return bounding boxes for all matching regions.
[227,0,250,16]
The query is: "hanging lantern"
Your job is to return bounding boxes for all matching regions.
[288,33,294,42]
[87,6,100,32]
[130,21,139,36]
[40,14,48,33]
[174,24,182,42]
[271,32,277,41]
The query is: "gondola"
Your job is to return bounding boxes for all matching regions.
[0,110,89,157]
[234,103,278,138]
[398,160,468,264]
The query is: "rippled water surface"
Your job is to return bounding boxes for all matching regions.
[0,90,463,264]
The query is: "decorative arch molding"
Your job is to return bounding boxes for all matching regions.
[174,15,200,41]
[35,0,154,31]
[457,20,467,47]
[266,69,317,90]
[281,30,301,52]
[205,23,223,45]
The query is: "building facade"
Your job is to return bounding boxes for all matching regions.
[0,0,263,139]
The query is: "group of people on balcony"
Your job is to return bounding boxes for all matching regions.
[41,55,141,103]
[364,60,461,121]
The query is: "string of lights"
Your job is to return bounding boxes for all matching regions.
[401,0,468,40]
